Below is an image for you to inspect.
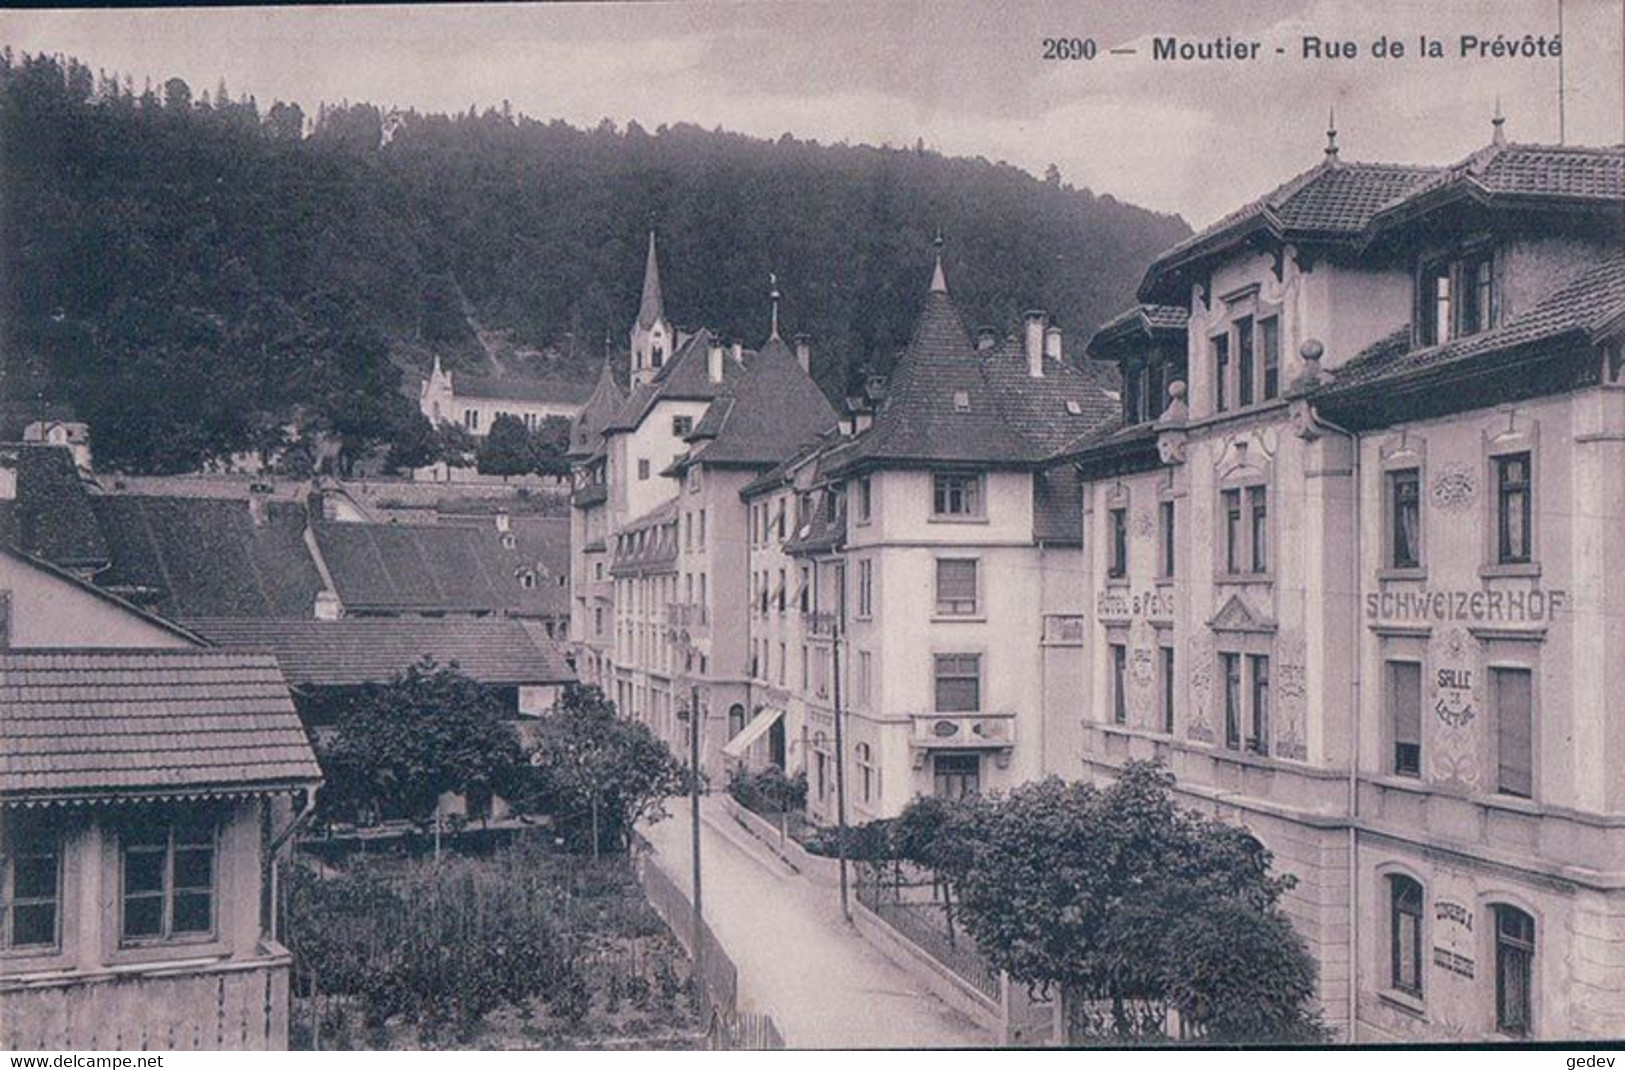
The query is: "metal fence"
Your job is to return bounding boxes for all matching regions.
[631,837,784,1050]
[854,863,1002,1004]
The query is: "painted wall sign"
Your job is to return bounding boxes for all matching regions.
[1432,947,1475,979]
[1435,900,1473,932]
[1096,588,1176,620]
[1435,668,1476,728]
[1365,588,1567,624]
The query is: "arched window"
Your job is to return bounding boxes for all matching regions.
[1493,904,1535,1036]
[1388,875,1424,997]
[727,703,747,739]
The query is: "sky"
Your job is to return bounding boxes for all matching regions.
[3,0,1621,226]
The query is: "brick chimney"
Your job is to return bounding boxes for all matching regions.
[1023,310,1047,378]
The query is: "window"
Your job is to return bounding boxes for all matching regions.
[684,512,692,551]
[1494,905,1535,1036]
[1223,489,1243,573]
[932,473,982,518]
[858,650,872,705]
[856,743,874,805]
[518,569,536,589]
[1389,661,1423,777]
[1110,643,1128,725]
[122,820,215,942]
[637,458,651,481]
[698,510,707,549]
[801,645,809,691]
[1494,667,1533,798]
[673,415,693,437]
[594,606,604,636]
[1247,654,1270,755]
[1158,500,1176,578]
[776,499,786,539]
[2,819,59,950]
[934,653,981,713]
[1248,487,1268,573]
[1123,363,1142,424]
[1260,317,1281,400]
[777,568,786,613]
[1390,469,1422,569]
[728,704,747,739]
[1160,646,1176,733]
[1212,334,1230,412]
[1236,317,1255,407]
[1221,653,1243,750]
[1422,261,1452,346]
[799,567,811,613]
[778,642,787,686]
[1389,875,1425,998]
[936,559,978,616]
[856,477,872,523]
[1496,453,1532,565]
[1108,507,1128,579]
[1461,252,1494,337]
[933,754,980,800]
[952,390,971,412]
[857,559,874,617]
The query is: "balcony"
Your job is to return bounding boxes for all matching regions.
[666,602,710,644]
[908,711,1017,761]
[803,610,839,638]
[572,482,608,507]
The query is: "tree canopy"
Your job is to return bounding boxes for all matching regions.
[2,50,1189,473]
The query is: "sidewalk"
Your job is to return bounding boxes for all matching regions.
[640,796,994,1049]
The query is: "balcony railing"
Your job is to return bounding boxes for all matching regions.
[909,711,1016,751]
[803,610,839,637]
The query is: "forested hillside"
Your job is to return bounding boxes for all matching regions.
[0,50,1189,473]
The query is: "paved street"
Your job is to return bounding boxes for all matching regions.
[640,797,994,1049]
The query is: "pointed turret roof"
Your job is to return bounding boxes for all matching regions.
[669,335,839,471]
[636,231,666,330]
[567,354,628,459]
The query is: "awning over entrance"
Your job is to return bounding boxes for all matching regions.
[722,705,785,760]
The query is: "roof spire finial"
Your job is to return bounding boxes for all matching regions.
[1324,106,1339,161]
[1492,96,1506,145]
[929,228,947,294]
[769,272,782,340]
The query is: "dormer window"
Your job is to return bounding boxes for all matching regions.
[673,415,693,437]
[1420,251,1495,346]
[953,390,971,412]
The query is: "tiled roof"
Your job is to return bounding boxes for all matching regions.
[0,541,207,645]
[1086,304,1190,361]
[566,357,627,458]
[180,617,575,687]
[0,445,107,569]
[603,329,744,433]
[1473,144,1625,198]
[0,650,320,803]
[312,520,564,617]
[1318,251,1625,399]
[823,280,1119,474]
[676,336,839,469]
[609,500,679,575]
[784,489,845,556]
[92,496,324,619]
[450,373,593,405]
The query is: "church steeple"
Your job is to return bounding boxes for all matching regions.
[629,230,672,387]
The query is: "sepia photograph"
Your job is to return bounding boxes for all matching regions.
[0,0,1622,1054]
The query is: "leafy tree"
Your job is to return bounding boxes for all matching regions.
[316,657,525,827]
[475,412,534,477]
[384,409,441,472]
[529,415,573,477]
[436,421,476,469]
[521,684,687,855]
[922,762,1328,1044]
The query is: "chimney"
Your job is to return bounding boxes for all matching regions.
[708,340,725,384]
[794,333,812,374]
[314,590,342,621]
[1023,310,1047,378]
[495,511,511,534]
[976,326,998,351]
[247,482,272,527]
[1044,325,1064,363]
[0,449,16,502]
[730,339,744,365]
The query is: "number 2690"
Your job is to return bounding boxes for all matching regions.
[1042,37,1097,60]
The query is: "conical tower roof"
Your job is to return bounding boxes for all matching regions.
[567,353,628,459]
[636,231,665,330]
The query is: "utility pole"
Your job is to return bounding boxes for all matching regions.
[831,563,851,921]
[688,682,705,1014]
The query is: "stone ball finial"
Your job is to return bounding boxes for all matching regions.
[1169,379,1188,400]
[1300,339,1325,363]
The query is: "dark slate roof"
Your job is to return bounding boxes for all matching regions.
[450,373,593,405]
[0,650,320,803]
[1086,304,1190,361]
[180,617,575,687]
[0,445,107,569]
[674,336,839,470]
[312,520,562,617]
[436,513,572,616]
[603,329,744,433]
[609,500,678,576]
[0,541,207,645]
[637,231,666,331]
[784,489,845,556]
[1141,158,1438,300]
[822,280,1119,475]
[1318,250,1625,399]
[567,357,627,459]
[92,496,324,619]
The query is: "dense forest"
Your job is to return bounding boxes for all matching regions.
[0,50,1189,473]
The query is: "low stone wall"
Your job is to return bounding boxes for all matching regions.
[719,797,842,887]
[851,900,1005,1036]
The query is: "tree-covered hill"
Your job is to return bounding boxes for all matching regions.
[0,51,1189,473]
